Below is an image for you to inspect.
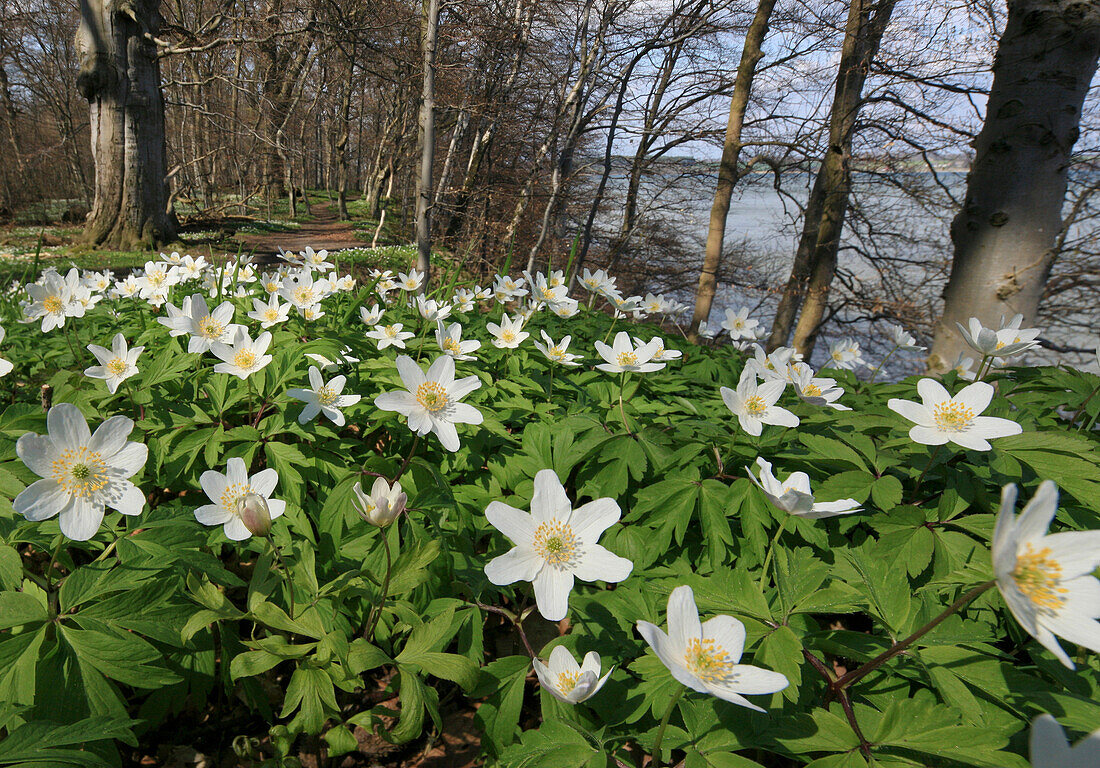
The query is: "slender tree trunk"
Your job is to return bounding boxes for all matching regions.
[766,0,897,355]
[336,68,353,220]
[415,0,441,284]
[77,0,177,249]
[928,0,1100,371]
[689,0,776,341]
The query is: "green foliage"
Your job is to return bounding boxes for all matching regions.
[0,271,1097,767]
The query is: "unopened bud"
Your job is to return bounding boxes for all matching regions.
[237,492,272,537]
[353,478,406,527]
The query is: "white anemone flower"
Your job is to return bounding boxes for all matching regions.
[746,458,860,518]
[415,296,451,323]
[0,326,13,377]
[84,333,144,394]
[949,353,977,381]
[635,336,681,362]
[720,372,799,436]
[483,468,633,621]
[210,328,273,380]
[533,646,611,704]
[721,308,760,341]
[374,355,482,452]
[493,275,528,302]
[248,294,291,329]
[887,378,1021,451]
[14,404,148,541]
[579,268,615,296]
[743,344,799,383]
[24,269,81,332]
[594,331,665,374]
[827,339,866,370]
[360,304,384,326]
[636,586,788,711]
[1029,715,1100,768]
[789,364,850,410]
[451,288,476,312]
[279,270,333,315]
[487,313,529,349]
[352,477,406,527]
[398,269,424,292]
[195,456,285,541]
[550,298,580,318]
[957,315,1041,359]
[535,331,582,367]
[160,295,242,353]
[367,323,415,350]
[888,324,926,352]
[436,321,481,361]
[287,366,361,426]
[993,481,1100,669]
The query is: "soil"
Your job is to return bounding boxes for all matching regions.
[232,202,365,258]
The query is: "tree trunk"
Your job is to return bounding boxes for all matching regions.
[77,0,177,249]
[415,0,441,285]
[688,0,776,341]
[766,0,897,355]
[928,0,1100,371]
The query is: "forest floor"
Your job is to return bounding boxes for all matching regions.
[232,201,367,258]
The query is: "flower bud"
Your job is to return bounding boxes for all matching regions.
[353,478,406,527]
[236,491,272,537]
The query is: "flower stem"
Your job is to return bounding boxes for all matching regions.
[867,346,897,385]
[547,365,554,404]
[758,515,791,590]
[618,373,634,437]
[651,685,685,768]
[911,444,943,500]
[828,580,996,696]
[267,536,297,619]
[393,435,421,483]
[364,529,393,640]
[43,536,64,594]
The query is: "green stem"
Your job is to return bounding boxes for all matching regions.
[911,444,943,500]
[547,365,554,404]
[758,515,791,589]
[43,537,64,594]
[618,373,634,437]
[829,580,996,694]
[364,530,393,640]
[867,346,897,385]
[602,315,619,344]
[268,537,297,619]
[393,435,420,483]
[1072,380,1100,431]
[651,685,686,768]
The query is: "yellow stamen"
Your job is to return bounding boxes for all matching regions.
[616,351,638,367]
[932,401,974,431]
[106,358,129,377]
[51,447,109,498]
[1013,543,1068,612]
[532,520,580,568]
[744,395,767,416]
[557,670,581,693]
[198,315,225,339]
[44,296,64,313]
[415,381,449,413]
[684,638,733,684]
[317,385,339,406]
[233,349,257,370]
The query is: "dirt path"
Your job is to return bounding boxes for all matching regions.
[234,201,365,258]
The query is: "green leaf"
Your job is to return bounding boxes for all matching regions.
[0,591,48,631]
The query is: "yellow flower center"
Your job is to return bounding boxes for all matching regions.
[443,337,462,353]
[52,447,109,498]
[44,296,64,313]
[831,351,843,361]
[234,349,257,370]
[405,280,417,289]
[263,308,279,322]
[148,273,164,286]
[265,281,279,292]
[317,385,339,406]
[932,401,974,432]
[198,315,225,339]
[549,346,565,360]
[219,481,250,514]
[385,325,399,336]
[684,638,733,684]
[106,357,129,377]
[501,330,516,343]
[293,287,315,305]
[1012,543,1068,612]
[557,670,581,693]
[415,381,449,413]
[616,351,638,367]
[744,395,767,416]
[802,383,822,397]
[532,520,580,568]
[541,287,555,300]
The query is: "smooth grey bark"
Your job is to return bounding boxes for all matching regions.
[688,0,776,341]
[77,0,177,248]
[928,0,1100,371]
[415,0,441,285]
[766,0,897,355]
